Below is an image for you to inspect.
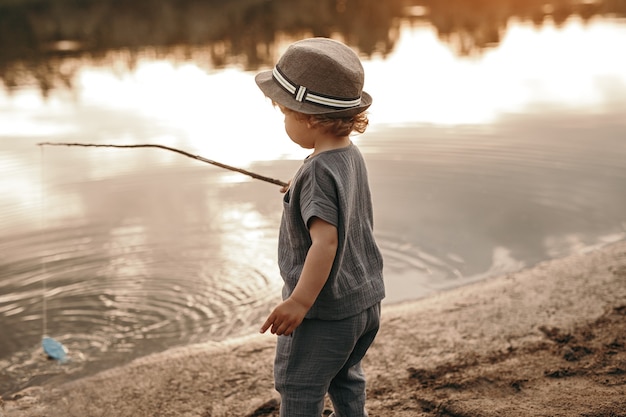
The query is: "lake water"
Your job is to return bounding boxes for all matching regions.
[1,0,625,396]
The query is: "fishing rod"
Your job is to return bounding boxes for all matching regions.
[37,142,289,187]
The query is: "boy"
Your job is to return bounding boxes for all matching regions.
[256,38,385,417]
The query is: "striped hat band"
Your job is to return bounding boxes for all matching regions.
[272,66,362,110]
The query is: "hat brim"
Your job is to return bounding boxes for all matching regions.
[255,70,372,118]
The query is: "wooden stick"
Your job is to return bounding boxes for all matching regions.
[37,142,288,187]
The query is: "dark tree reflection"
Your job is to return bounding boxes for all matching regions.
[0,0,623,95]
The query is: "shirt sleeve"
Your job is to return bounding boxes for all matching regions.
[299,160,339,229]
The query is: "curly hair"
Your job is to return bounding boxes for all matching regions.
[308,112,369,137]
[276,103,369,137]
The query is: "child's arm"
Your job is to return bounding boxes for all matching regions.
[260,217,338,336]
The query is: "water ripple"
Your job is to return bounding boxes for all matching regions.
[0,215,282,395]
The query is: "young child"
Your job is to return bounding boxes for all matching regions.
[256,38,385,417]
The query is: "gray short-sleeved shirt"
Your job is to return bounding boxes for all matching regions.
[278,143,385,320]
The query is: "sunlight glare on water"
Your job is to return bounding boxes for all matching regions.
[365,17,626,126]
[76,61,293,167]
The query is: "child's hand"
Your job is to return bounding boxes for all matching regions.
[260,298,308,336]
[279,180,292,194]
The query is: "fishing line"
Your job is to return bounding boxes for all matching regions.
[39,145,67,362]
[39,145,48,339]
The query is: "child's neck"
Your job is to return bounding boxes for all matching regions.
[311,135,351,157]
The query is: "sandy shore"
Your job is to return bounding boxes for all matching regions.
[2,241,625,417]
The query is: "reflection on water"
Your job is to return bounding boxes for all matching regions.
[1,0,626,398]
[2,0,625,95]
[363,117,626,304]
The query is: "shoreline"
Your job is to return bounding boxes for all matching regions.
[2,241,625,416]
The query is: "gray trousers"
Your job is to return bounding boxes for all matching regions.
[274,302,381,417]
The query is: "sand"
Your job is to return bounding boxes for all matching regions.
[2,241,625,417]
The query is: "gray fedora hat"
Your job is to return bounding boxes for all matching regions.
[255,38,372,118]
